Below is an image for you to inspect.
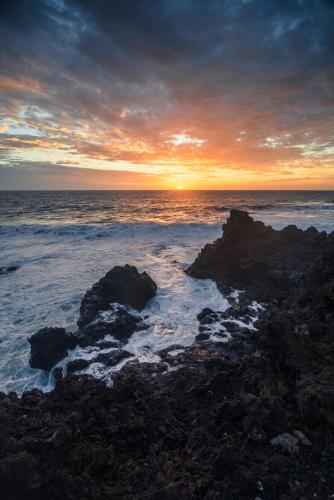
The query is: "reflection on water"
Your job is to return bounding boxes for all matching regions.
[0,190,333,394]
[1,189,334,226]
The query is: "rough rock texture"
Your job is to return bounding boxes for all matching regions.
[2,213,334,498]
[78,264,157,329]
[66,359,90,374]
[77,308,146,346]
[187,209,333,301]
[28,328,77,371]
[28,267,155,372]
[66,350,133,375]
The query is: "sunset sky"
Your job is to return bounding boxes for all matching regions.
[0,0,333,189]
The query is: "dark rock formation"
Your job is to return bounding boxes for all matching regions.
[0,265,19,275]
[77,308,146,346]
[52,367,63,382]
[93,349,133,367]
[187,209,333,301]
[3,215,333,498]
[28,267,155,372]
[78,264,157,329]
[1,316,334,499]
[28,328,77,371]
[66,359,90,374]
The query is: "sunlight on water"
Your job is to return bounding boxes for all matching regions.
[0,190,333,394]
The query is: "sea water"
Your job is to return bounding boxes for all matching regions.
[0,190,333,394]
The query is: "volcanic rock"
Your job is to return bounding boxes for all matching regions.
[66,358,90,374]
[28,327,77,371]
[78,265,157,329]
[93,349,133,367]
[187,209,334,301]
[4,216,334,499]
[77,308,146,346]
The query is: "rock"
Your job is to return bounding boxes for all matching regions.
[197,308,214,321]
[53,367,63,382]
[0,265,19,275]
[66,359,90,374]
[28,327,77,371]
[195,333,210,341]
[270,433,299,455]
[293,430,312,447]
[187,209,332,302]
[1,216,333,499]
[97,340,122,349]
[221,321,242,333]
[78,265,157,328]
[93,349,133,367]
[78,308,146,346]
[294,323,309,337]
[28,267,154,372]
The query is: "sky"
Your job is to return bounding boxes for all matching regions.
[0,0,333,190]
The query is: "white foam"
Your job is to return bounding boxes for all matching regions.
[0,221,225,394]
[0,205,330,394]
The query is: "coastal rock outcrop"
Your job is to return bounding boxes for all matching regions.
[187,209,333,301]
[29,327,77,371]
[77,307,145,346]
[78,264,157,329]
[5,216,334,498]
[28,265,156,372]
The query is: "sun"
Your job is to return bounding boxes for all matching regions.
[176,185,184,190]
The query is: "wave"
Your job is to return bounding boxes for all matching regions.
[211,203,334,213]
[0,221,221,240]
[248,204,276,210]
[211,206,232,212]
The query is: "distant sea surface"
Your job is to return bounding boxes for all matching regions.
[1,189,334,226]
[0,190,333,394]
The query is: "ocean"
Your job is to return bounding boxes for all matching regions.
[0,190,333,394]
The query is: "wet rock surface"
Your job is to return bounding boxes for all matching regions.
[28,266,155,372]
[187,209,334,302]
[77,308,147,346]
[29,328,77,371]
[78,264,157,329]
[2,212,334,498]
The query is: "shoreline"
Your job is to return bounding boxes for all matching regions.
[0,210,333,498]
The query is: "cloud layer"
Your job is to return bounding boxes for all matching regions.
[0,0,333,188]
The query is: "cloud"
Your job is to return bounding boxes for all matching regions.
[0,162,165,189]
[0,0,333,187]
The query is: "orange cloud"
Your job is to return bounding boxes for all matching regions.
[0,76,41,94]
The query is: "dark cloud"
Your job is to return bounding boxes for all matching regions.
[0,0,333,187]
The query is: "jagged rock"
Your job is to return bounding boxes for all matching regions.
[78,308,146,346]
[93,349,133,367]
[66,359,90,374]
[293,430,312,447]
[3,216,334,499]
[97,340,123,349]
[187,209,333,302]
[270,433,300,455]
[28,267,154,371]
[53,367,63,381]
[197,308,215,321]
[78,265,157,329]
[195,332,210,341]
[28,328,77,371]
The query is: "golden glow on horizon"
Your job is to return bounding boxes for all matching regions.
[1,108,333,190]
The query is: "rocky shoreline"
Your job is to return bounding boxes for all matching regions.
[0,210,333,499]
